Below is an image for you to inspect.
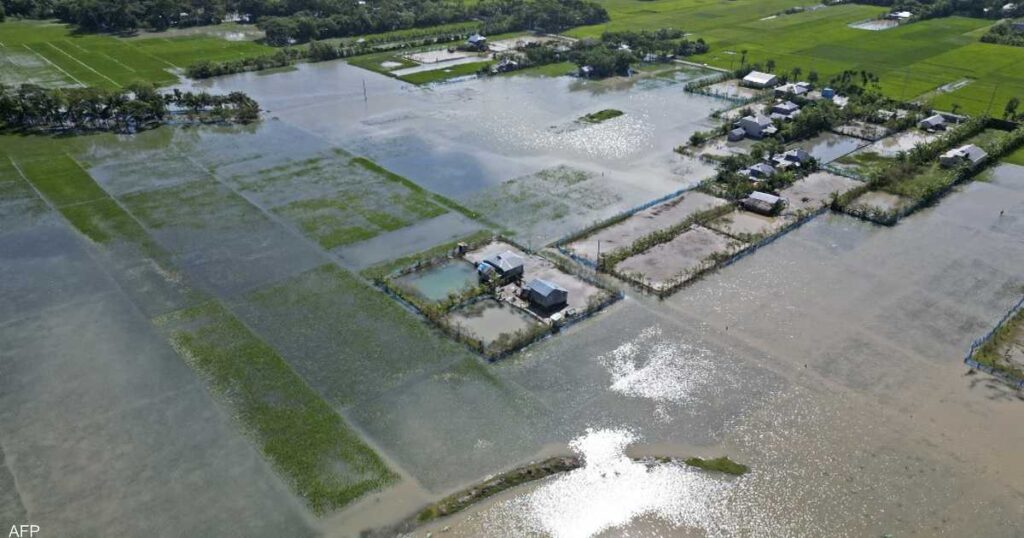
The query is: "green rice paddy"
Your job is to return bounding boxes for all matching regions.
[399,60,494,85]
[154,299,398,514]
[0,132,403,513]
[0,19,270,88]
[574,0,1024,116]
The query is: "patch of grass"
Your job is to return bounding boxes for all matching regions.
[417,456,581,522]
[350,156,492,224]
[683,456,749,476]
[835,150,893,175]
[501,61,576,77]
[60,198,171,261]
[399,60,493,85]
[0,19,271,88]
[13,153,107,207]
[580,109,624,123]
[360,229,494,281]
[154,300,398,514]
[972,306,1024,381]
[880,162,956,200]
[1004,146,1024,166]
[346,51,419,75]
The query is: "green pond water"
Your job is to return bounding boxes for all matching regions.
[398,261,478,302]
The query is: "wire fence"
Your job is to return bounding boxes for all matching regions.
[548,185,701,250]
[963,296,1024,389]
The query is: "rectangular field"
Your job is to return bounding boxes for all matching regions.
[0,20,271,88]
[576,0,1023,116]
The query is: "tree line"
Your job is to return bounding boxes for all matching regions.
[257,0,608,46]
[849,0,1022,21]
[0,0,608,40]
[981,21,1024,48]
[489,28,710,79]
[0,83,259,132]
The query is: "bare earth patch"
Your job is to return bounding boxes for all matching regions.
[616,225,744,289]
[567,191,730,262]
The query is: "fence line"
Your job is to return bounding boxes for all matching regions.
[548,185,702,249]
[822,163,868,182]
[963,296,1024,389]
[612,206,828,298]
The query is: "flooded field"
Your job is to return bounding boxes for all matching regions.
[3,49,1024,538]
[178,61,724,244]
[450,299,542,344]
[796,132,868,163]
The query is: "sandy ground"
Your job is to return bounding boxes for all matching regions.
[780,172,863,215]
[616,225,744,288]
[566,191,729,262]
[850,190,911,213]
[466,241,604,312]
[706,210,795,238]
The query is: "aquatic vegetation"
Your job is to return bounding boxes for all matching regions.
[155,300,399,514]
[399,60,495,85]
[580,109,624,123]
[971,302,1024,383]
[683,456,749,476]
[0,20,269,89]
[417,456,583,523]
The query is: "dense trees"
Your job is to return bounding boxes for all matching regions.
[2,0,228,31]
[849,0,1021,20]
[257,0,608,45]
[0,83,259,132]
[1,0,608,40]
[981,21,1024,47]
[569,29,709,78]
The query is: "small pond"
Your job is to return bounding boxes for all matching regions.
[449,298,540,343]
[396,261,478,302]
[796,132,867,164]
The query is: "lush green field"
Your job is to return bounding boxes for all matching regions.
[1005,147,1024,165]
[0,133,399,513]
[0,19,270,88]
[573,0,1024,116]
[399,60,494,84]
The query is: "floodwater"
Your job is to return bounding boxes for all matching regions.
[396,260,478,301]
[5,51,1024,538]
[449,298,540,343]
[177,62,724,227]
[796,132,868,163]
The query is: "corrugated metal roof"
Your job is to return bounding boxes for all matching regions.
[526,278,566,297]
[749,191,780,204]
[484,251,524,273]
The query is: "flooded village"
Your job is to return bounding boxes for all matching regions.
[3,11,1024,538]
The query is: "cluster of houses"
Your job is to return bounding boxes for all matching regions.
[738,148,813,181]
[476,251,569,311]
[727,71,846,142]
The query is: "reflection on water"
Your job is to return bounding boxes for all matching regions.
[478,429,734,538]
[396,261,477,302]
[177,62,725,199]
[599,326,718,420]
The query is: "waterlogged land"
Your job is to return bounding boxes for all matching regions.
[2,4,1024,537]
[0,20,269,88]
